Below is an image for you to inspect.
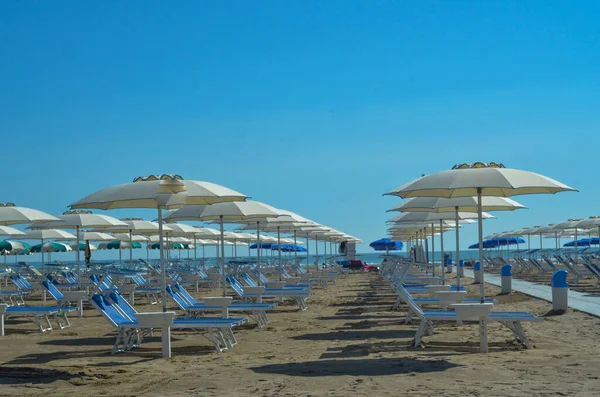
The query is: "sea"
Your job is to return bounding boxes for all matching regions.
[3,250,482,269]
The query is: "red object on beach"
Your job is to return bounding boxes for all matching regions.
[363,265,378,272]
[349,260,363,270]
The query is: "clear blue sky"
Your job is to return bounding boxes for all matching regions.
[1,1,599,260]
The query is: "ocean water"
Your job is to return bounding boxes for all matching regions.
[6,250,482,270]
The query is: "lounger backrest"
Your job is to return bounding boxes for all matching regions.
[91,294,133,326]
[15,274,33,289]
[226,277,245,296]
[241,273,258,287]
[165,285,189,309]
[41,280,65,301]
[62,272,76,284]
[108,292,138,320]
[173,283,198,305]
[10,276,27,290]
[398,287,426,320]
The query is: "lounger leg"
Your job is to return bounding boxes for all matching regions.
[413,320,427,347]
[208,329,223,353]
[0,313,4,336]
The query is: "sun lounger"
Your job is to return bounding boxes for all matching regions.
[167,284,274,328]
[398,287,542,348]
[92,293,245,353]
[227,277,311,311]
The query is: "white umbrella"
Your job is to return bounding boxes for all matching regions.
[21,229,77,240]
[0,204,61,225]
[388,196,526,286]
[70,174,248,314]
[69,241,97,251]
[82,231,115,241]
[0,225,26,237]
[104,219,173,265]
[28,211,127,285]
[168,201,281,293]
[385,162,576,303]
[551,220,585,257]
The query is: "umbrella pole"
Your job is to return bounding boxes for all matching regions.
[256,222,261,282]
[129,229,133,267]
[477,188,485,302]
[575,228,578,259]
[277,226,282,281]
[76,226,81,287]
[220,215,226,297]
[194,237,197,261]
[202,244,205,267]
[539,233,543,260]
[315,237,319,271]
[41,237,45,302]
[294,230,297,268]
[157,206,167,313]
[439,219,445,285]
[306,235,309,274]
[455,206,461,289]
[431,223,435,278]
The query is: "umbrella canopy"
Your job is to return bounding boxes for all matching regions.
[387,211,494,223]
[385,163,576,199]
[0,203,61,226]
[103,240,142,250]
[0,225,26,237]
[468,237,525,249]
[104,219,172,234]
[112,233,149,242]
[564,238,599,247]
[81,231,115,241]
[69,242,98,251]
[31,242,72,253]
[387,196,527,213]
[369,238,404,251]
[70,175,248,210]
[165,201,280,222]
[21,229,77,240]
[163,223,204,236]
[31,211,127,230]
[0,240,30,254]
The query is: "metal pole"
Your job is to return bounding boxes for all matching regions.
[440,219,445,285]
[157,206,167,312]
[129,228,133,267]
[220,215,226,296]
[294,230,297,266]
[315,237,319,270]
[256,222,261,281]
[477,188,485,302]
[277,226,282,280]
[76,226,81,287]
[431,223,435,277]
[455,206,461,289]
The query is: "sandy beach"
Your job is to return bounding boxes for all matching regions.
[1,272,600,397]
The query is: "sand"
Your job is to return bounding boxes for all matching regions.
[1,272,600,396]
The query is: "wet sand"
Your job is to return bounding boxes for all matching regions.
[1,272,600,396]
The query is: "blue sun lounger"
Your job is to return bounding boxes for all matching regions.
[168,283,274,328]
[227,277,311,311]
[398,288,542,348]
[92,293,246,354]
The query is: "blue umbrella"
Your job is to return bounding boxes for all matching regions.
[563,238,597,247]
[369,238,403,251]
[249,243,273,249]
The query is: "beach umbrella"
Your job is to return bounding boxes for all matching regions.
[0,203,61,225]
[69,241,98,251]
[385,162,576,304]
[0,240,30,265]
[551,220,586,257]
[369,238,403,252]
[102,218,172,265]
[0,226,26,238]
[31,241,72,264]
[28,211,127,286]
[166,201,281,292]
[81,231,115,241]
[70,174,248,314]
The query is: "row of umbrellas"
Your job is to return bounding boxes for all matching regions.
[382,162,576,302]
[1,175,363,312]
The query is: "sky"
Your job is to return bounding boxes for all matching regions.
[1,1,599,260]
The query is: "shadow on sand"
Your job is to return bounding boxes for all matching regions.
[250,357,462,377]
[291,329,414,341]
